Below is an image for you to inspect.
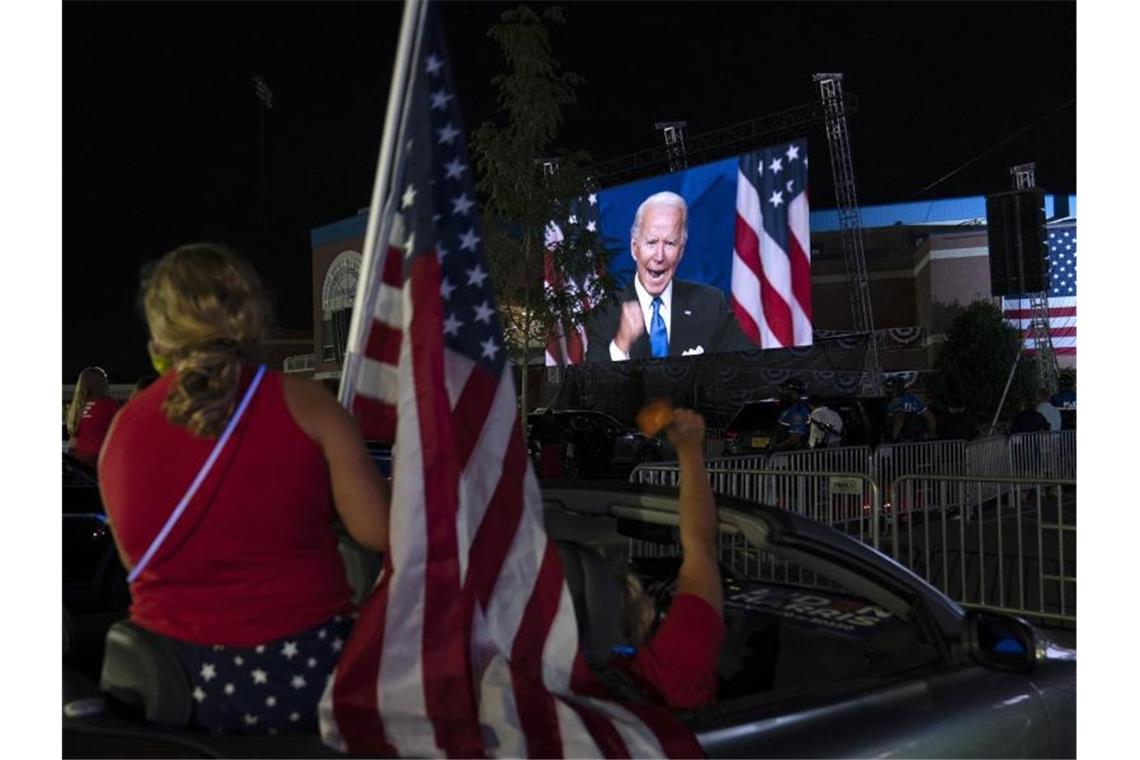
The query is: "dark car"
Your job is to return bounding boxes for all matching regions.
[64,483,1074,758]
[723,396,884,456]
[526,409,673,478]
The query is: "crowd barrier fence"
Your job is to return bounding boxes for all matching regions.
[885,475,1076,624]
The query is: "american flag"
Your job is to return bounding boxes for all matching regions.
[544,193,604,366]
[323,3,700,756]
[1001,222,1077,356]
[731,139,813,349]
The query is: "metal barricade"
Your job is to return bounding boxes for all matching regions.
[629,462,881,548]
[704,428,728,459]
[1010,431,1076,480]
[963,435,1012,508]
[873,440,967,520]
[885,475,1075,624]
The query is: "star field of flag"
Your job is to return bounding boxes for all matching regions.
[1046,225,1076,296]
[740,138,808,253]
[400,19,505,375]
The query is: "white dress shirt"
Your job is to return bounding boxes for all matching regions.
[609,278,673,361]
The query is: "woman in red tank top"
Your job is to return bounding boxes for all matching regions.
[66,366,119,466]
[98,243,391,735]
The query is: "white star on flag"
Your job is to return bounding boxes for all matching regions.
[586,220,596,232]
[252,668,268,685]
[244,714,259,726]
[473,300,495,324]
[458,227,480,251]
[451,193,474,216]
[193,686,206,702]
[568,214,578,225]
[266,695,278,707]
[255,645,266,654]
[480,337,500,361]
[233,656,244,666]
[281,642,299,660]
[436,243,449,264]
[404,230,416,256]
[402,184,417,209]
[588,193,597,205]
[200,663,217,682]
[769,190,784,208]
[786,144,800,161]
[769,157,784,174]
[443,312,463,336]
[444,157,467,179]
[291,675,307,690]
[440,277,456,300]
[289,712,301,723]
[224,683,236,695]
[307,657,317,668]
[425,54,443,76]
[437,123,460,145]
[466,264,488,288]
[430,89,453,110]
[331,637,344,653]
[786,180,795,193]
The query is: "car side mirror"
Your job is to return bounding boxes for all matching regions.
[966,610,1036,672]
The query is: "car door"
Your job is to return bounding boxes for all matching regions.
[688,534,1056,758]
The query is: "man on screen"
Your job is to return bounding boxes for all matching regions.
[585,191,752,362]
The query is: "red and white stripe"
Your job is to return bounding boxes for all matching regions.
[1002,295,1077,356]
[347,238,406,442]
[731,167,812,349]
[321,252,700,757]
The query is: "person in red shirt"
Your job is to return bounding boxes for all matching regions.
[613,407,725,710]
[98,243,390,735]
[66,366,120,466]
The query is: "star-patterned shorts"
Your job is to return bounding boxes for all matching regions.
[165,614,354,735]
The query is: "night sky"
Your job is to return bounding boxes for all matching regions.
[62,1,1076,383]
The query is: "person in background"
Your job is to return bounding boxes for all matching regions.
[884,376,937,442]
[1050,375,1076,430]
[937,400,979,441]
[1010,399,1050,435]
[771,378,812,452]
[66,366,120,466]
[98,243,390,735]
[808,404,844,449]
[1034,388,1061,432]
[612,407,724,709]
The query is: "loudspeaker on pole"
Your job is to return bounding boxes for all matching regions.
[986,188,1049,297]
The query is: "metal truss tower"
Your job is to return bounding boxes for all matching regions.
[814,73,881,395]
[1010,163,1059,395]
[654,121,689,172]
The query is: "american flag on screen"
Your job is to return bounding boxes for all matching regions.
[544,194,604,366]
[732,139,813,349]
[1001,223,1077,356]
[322,4,700,756]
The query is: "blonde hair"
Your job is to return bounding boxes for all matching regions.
[621,573,657,645]
[142,243,270,437]
[67,367,110,437]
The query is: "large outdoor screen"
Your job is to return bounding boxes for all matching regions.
[546,137,813,366]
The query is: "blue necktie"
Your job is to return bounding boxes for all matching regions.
[649,296,668,358]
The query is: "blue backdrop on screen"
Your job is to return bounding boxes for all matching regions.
[597,156,738,294]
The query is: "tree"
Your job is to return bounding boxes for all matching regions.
[470,5,614,417]
[929,300,1038,425]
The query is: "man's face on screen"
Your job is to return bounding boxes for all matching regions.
[631,203,686,296]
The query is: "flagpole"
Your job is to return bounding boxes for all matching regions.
[339,0,428,406]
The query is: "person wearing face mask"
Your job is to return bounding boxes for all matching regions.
[585,191,752,361]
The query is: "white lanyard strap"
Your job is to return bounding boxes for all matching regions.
[127,364,267,583]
